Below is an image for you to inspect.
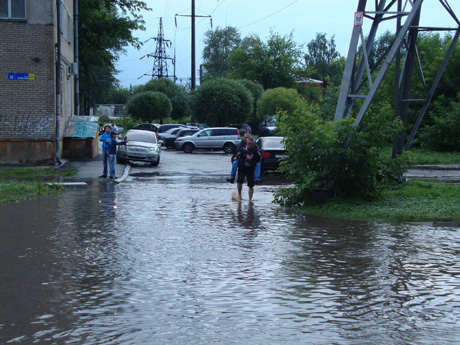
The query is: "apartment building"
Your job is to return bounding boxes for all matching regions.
[0,0,75,164]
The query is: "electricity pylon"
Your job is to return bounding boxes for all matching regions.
[147,18,175,80]
[335,0,460,154]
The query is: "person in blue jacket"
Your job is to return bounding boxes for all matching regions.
[105,131,128,179]
[99,124,112,178]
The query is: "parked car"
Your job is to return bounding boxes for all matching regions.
[117,129,162,166]
[256,136,286,171]
[132,123,159,132]
[98,123,124,136]
[227,124,251,136]
[157,127,184,146]
[174,127,240,154]
[158,124,187,133]
[167,128,200,149]
[186,122,209,129]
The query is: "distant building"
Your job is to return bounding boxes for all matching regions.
[91,104,126,118]
[0,0,76,165]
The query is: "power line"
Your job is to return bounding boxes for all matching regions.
[239,0,300,29]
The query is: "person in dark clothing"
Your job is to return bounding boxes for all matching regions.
[105,131,127,179]
[236,137,260,201]
[227,132,262,184]
[258,124,271,137]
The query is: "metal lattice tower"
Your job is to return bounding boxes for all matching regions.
[148,18,175,80]
[335,0,460,154]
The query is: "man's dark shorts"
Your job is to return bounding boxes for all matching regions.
[237,166,255,187]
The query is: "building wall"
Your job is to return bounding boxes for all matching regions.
[0,0,75,165]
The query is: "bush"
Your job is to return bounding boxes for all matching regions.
[134,79,190,120]
[126,91,172,123]
[274,102,411,206]
[192,78,253,126]
[419,101,460,152]
[256,87,302,121]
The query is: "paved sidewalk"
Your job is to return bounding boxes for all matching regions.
[405,164,460,181]
[56,156,460,182]
[59,155,128,181]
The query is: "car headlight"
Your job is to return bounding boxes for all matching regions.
[176,138,182,142]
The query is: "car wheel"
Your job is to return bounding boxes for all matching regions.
[223,143,235,154]
[183,143,194,153]
[151,156,160,166]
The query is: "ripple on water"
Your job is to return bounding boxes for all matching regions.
[0,180,460,344]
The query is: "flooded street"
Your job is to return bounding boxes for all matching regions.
[1,150,460,344]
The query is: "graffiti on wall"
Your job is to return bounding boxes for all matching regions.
[0,112,54,138]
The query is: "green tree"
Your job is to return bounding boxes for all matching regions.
[256,87,303,121]
[228,31,303,89]
[237,79,264,129]
[202,26,241,80]
[419,96,460,151]
[79,0,149,113]
[304,33,342,87]
[107,87,131,104]
[192,78,253,126]
[126,91,172,123]
[134,78,189,120]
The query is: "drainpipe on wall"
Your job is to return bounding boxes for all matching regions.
[74,0,79,116]
[55,0,62,165]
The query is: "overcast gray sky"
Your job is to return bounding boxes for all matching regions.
[115,0,460,88]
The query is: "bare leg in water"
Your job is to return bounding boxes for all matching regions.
[237,183,243,200]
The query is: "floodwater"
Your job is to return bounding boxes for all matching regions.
[1,151,460,344]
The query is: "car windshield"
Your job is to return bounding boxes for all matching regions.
[126,131,157,143]
[261,137,284,149]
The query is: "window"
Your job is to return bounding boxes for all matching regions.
[67,13,71,43]
[0,0,25,19]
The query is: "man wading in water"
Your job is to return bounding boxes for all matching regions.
[235,137,260,201]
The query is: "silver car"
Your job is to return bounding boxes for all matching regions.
[117,129,162,166]
[174,127,240,153]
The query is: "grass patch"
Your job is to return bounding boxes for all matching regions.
[382,147,460,165]
[0,168,75,204]
[300,180,460,223]
[0,181,64,204]
[409,148,460,165]
[0,168,77,178]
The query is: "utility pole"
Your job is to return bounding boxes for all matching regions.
[175,4,212,89]
[334,0,460,152]
[191,0,196,90]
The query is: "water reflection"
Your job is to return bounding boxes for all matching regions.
[0,178,459,344]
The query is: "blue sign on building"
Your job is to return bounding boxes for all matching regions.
[16,73,29,80]
[8,73,34,80]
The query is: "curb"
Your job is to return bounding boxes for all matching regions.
[411,164,460,170]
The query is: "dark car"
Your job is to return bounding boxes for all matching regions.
[158,124,187,134]
[158,127,184,147]
[132,123,159,132]
[256,136,286,171]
